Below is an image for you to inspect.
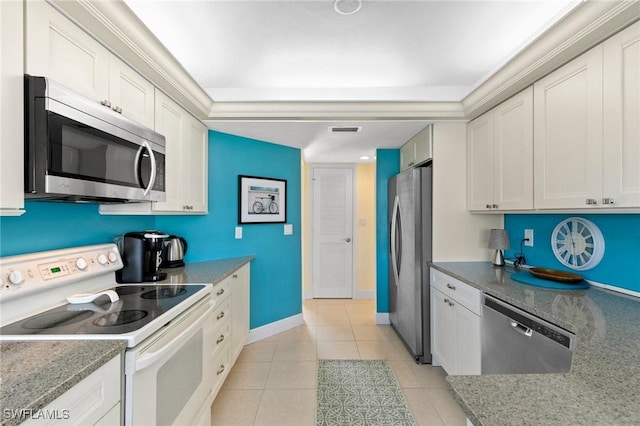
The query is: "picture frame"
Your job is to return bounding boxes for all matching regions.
[238,175,287,224]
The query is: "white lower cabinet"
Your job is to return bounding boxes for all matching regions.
[430,269,481,376]
[210,263,251,402]
[23,355,122,426]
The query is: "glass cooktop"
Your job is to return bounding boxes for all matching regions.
[0,285,206,336]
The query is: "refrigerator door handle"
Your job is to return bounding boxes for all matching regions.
[390,195,402,282]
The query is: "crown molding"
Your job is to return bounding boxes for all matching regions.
[50,0,213,119]
[207,101,465,120]
[462,0,640,120]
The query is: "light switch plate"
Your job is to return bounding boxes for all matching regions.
[284,224,293,235]
[235,227,243,239]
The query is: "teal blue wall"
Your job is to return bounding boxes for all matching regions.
[0,131,302,330]
[504,214,640,292]
[157,131,302,329]
[375,149,400,313]
[0,202,153,256]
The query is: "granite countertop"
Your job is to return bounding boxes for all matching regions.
[430,262,640,426]
[0,340,125,426]
[162,255,254,285]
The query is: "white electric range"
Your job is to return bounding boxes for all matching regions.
[0,244,215,426]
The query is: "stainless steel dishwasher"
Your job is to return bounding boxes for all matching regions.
[482,295,575,374]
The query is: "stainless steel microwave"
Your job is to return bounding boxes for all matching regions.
[24,75,165,203]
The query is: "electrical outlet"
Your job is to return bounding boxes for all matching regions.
[235,227,243,239]
[524,229,534,247]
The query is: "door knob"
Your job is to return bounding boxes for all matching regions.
[343,238,351,243]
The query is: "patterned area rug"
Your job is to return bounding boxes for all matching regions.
[316,359,416,426]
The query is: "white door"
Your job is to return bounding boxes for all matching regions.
[312,167,354,298]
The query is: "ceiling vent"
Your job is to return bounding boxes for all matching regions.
[329,126,362,133]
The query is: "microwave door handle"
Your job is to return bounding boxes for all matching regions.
[143,141,157,196]
[134,144,144,188]
[134,141,157,196]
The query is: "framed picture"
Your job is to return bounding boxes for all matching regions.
[238,175,287,224]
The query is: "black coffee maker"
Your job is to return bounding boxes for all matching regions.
[116,231,169,283]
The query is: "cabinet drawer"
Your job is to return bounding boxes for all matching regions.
[212,298,231,330]
[431,268,481,315]
[211,341,231,395]
[212,279,231,303]
[211,322,231,360]
[23,355,121,426]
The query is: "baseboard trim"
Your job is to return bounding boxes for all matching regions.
[376,312,390,325]
[246,313,304,344]
[353,290,375,299]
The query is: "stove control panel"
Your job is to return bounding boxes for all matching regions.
[0,244,123,294]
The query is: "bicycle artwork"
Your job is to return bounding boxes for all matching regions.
[238,175,287,224]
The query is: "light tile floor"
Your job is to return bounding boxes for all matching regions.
[211,298,467,426]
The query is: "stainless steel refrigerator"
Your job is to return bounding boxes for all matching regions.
[388,166,432,364]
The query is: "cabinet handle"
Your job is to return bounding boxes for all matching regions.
[216,288,225,296]
[446,283,456,290]
[603,198,615,205]
[486,204,492,209]
[408,162,415,167]
[100,99,111,108]
[586,198,598,205]
[216,365,225,375]
[216,335,225,344]
[217,311,225,320]
[232,274,238,279]
[492,204,498,209]
[112,106,122,114]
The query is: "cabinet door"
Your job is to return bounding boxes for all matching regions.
[153,90,185,212]
[493,87,533,210]
[413,126,433,166]
[603,22,640,208]
[430,287,456,375]
[455,304,481,375]
[0,0,25,215]
[231,264,250,364]
[467,112,495,211]
[534,46,604,209]
[25,1,109,102]
[109,57,155,128]
[182,116,208,213]
[400,142,414,170]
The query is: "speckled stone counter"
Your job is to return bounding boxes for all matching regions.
[162,256,254,285]
[430,262,640,426]
[0,340,125,426]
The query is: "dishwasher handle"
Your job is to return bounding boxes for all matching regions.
[510,320,533,337]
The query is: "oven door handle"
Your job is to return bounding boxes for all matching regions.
[134,301,215,372]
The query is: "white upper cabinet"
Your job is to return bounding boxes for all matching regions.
[534,22,639,210]
[400,125,433,170]
[24,1,154,128]
[0,0,25,215]
[602,22,640,208]
[467,87,533,211]
[534,45,604,209]
[108,56,155,129]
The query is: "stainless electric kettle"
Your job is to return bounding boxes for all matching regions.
[161,235,188,268]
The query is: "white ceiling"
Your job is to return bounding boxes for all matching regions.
[124,0,580,163]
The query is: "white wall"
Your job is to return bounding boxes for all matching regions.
[432,123,503,261]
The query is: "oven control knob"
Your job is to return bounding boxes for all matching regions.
[108,252,118,263]
[8,270,24,285]
[97,254,108,265]
[76,257,88,270]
